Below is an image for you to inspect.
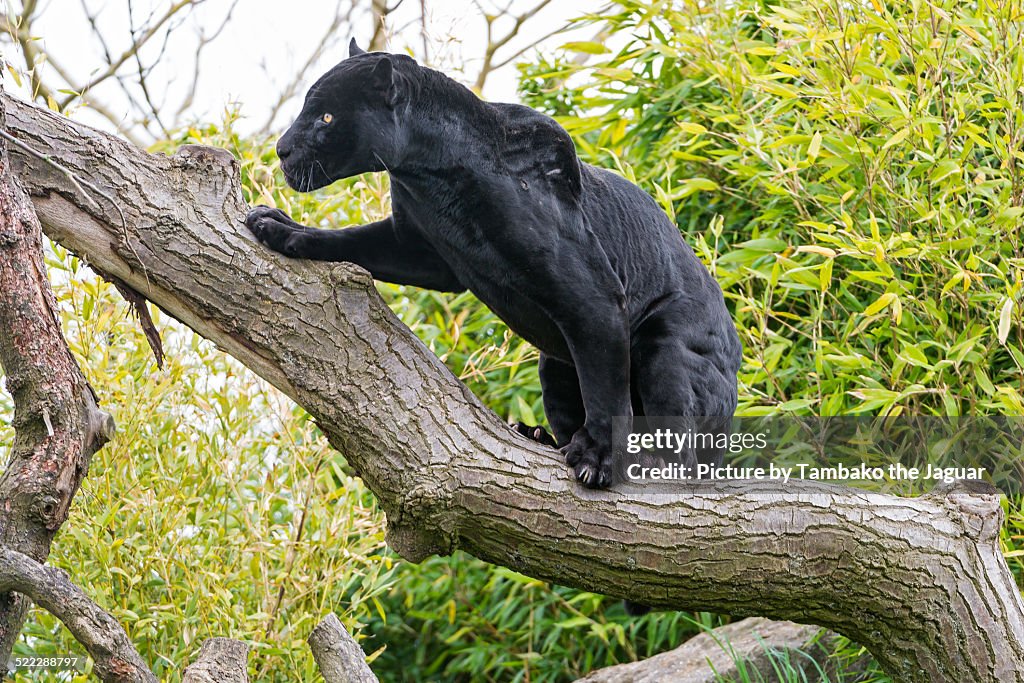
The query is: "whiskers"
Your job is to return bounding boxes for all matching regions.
[286,159,329,191]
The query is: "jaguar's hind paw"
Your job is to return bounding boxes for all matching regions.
[510,422,558,448]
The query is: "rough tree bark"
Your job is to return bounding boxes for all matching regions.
[181,638,250,683]
[2,92,1023,682]
[308,614,378,683]
[0,88,115,661]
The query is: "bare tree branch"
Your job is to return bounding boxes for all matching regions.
[57,0,200,110]
[175,0,240,119]
[1,3,147,145]
[418,0,429,63]
[369,0,392,52]
[473,0,552,91]
[2,0,215,142]
[489,21,589,72]
[127,6,172,139]
[3,5,56,103]
[80,0,115,65]
[3,0,575,142]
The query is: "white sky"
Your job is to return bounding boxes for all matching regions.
[4,0,606,138]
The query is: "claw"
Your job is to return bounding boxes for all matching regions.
[574,462,609,489]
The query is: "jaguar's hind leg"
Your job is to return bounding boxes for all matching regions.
[538,353,586,447]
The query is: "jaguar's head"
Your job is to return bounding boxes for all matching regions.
[276,39,408,191]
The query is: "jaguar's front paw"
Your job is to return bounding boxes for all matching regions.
[244,205,308,257]
[561,427,614,489]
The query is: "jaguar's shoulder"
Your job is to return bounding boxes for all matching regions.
[488,103,583,200]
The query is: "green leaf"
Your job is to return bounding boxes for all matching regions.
[738,238,787,251]
[515,395,536,425]
[901,345,930,368]
[974,365,996,395]
[818,258,833,292]
[6,63,23,88]
[929,160,961,183]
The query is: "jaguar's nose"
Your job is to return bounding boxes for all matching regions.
[276,136,294,162]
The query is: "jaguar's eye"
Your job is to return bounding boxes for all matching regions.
[322,113,333,124]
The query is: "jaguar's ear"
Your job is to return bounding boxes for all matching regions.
[349,38,366,57]
[371,56,400,109]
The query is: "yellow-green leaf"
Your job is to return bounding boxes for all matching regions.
[677,121,708,135]
[796,245,837,258]
[675,177,719,198]
[819,258,833,292]
[807,131,822,160]
[998,297,1015,345]
[881,127,910,151]
[560,41,609,55]
[6,64,22,88]
[864,292,897,316]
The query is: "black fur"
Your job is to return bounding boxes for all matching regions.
[246,40,742,490]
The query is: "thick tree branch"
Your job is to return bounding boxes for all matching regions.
[2,93,1023,683]
[0,87,115,660]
